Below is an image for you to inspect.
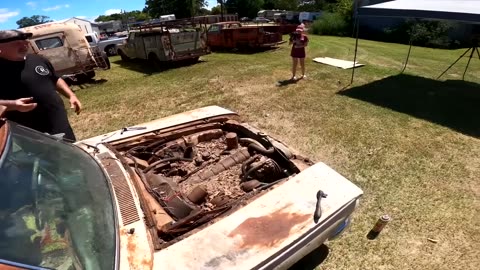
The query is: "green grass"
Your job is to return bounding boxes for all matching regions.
[69,36,480,270]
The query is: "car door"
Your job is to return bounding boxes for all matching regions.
[123,32,137,58]
[207,24,222,47]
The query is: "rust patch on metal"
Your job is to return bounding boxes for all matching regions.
[0,120,8,157]
[124,230,153,270]
[228,204,310,248]
[98,153,140,226]
[0,264,23,270]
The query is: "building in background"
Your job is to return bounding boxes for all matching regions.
[56,17,99,35]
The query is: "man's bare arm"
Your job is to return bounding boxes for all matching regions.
[0,98,37,112]
[56,78,82,114]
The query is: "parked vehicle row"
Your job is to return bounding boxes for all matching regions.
[18,20,299,81]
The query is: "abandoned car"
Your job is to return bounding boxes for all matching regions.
[207,21,285,50]
[0,106,363,270]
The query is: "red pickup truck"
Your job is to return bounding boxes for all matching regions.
[207,21,285,50]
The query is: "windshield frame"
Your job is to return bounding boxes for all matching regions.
[0,120,120,270]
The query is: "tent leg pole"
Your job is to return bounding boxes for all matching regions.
[350,18,360,85]
[401,37,413,73]
[437,47,471,79]
[462,47,476,80]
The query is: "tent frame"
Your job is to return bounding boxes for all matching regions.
[350,1,480,84]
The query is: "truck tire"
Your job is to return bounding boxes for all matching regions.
[148,53,162,70]
[102,52,111,69]
[72,71,95,84]
[105,45,117,56]
[85,71,95,80]
[118,49,130,61]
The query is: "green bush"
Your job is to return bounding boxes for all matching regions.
[310,12,348,36]
[382,19,456,48]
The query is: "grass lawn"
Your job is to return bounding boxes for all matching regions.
[70,35,480,270]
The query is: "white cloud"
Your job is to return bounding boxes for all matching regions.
[42,4,70,12]
[105,9,122,16]
[26,1,37,9]
[0,8,20,23]
[76,15,87,19]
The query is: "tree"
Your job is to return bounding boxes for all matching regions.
[16,15,53,28]
[144,0,207,18]
[95,10,150,22]
[211,5,222,15]
[225,0,264,18]
[276,0,299,10]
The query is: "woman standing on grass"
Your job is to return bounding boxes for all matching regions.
[289,24,309,80]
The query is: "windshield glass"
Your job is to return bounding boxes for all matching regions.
[0,123,116,270]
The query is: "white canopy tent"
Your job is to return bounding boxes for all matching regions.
[351,0,480,83]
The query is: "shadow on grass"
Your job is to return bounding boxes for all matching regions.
[112,58,206,75]
[67,78,108,90]
[339,74,480,137]
[288,244,329,270]
[276,78,298,87]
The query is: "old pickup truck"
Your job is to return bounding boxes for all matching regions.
[207,21,285,50]
[117,20,210,68]
[85,32,127,56]
[0,105,363,270]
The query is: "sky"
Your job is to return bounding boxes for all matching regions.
[0,0,218,30]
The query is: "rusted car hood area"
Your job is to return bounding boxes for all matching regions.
[79,106,363,270]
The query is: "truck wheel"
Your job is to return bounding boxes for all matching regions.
[105,45,117,56]
[119,50,130,61]
[148,53,162,70]
[103,53,111,69]
[85,71,95,80]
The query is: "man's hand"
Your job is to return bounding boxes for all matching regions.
[11,97,37,112]
[69,95,82,115]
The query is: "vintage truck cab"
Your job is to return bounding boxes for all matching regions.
[20,22,110,82]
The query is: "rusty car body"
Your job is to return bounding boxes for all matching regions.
[117,20,210,67]
[207,21,285,50]
[0,105,363,270]
[20,22,110,81]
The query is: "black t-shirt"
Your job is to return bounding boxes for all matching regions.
[0,54,75,141]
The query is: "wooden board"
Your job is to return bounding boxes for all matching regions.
[313,57,365,69]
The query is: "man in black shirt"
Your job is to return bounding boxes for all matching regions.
[0,29,82,141]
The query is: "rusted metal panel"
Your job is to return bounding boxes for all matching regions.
[152,162,363,270]
[121,228,154,270]
[0,119,8,157]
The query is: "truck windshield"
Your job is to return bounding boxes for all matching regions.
[0,122,116,270]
